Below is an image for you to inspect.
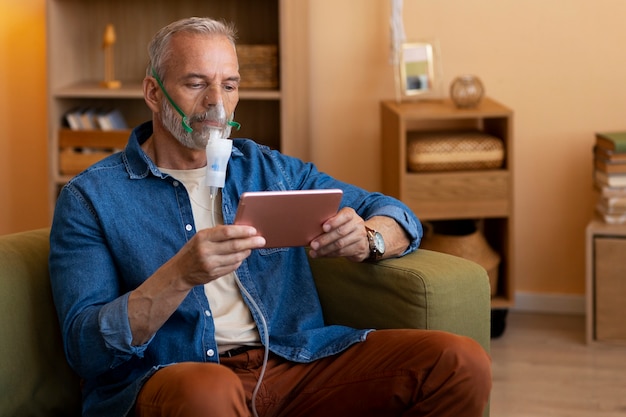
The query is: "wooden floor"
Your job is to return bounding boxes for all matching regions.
[490,312,626,416]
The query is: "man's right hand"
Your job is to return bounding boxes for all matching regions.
[128,225,265,346]
[174,225,266,289]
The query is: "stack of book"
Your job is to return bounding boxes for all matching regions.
[594,131,626,223]
[64,107,128,131]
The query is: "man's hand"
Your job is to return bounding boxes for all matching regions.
[173,225,266,289]
[128,225,265,345]
[308,208,411,263]
[308,207,369,262]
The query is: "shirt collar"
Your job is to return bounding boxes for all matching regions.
[123,121,164,180]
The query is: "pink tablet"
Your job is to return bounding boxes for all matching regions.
[234,189,343,248]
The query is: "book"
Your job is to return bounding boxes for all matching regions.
[594,146,626,162]
[79,108,97,130]
[595,207,626,224]
[96,108,128,131]
[594,170,626,188]
[596,184,626,198]
[596,131,626,153]
[598,196,626,212]
[63,108,82,130]
[594,158,626,174]
[596,201,626,224]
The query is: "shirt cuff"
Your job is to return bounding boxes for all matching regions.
[368,205,423,255]
[99,293,151,365]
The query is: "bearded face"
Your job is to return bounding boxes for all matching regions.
[160,99,222,150]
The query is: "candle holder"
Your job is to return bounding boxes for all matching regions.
[100,24,121,89]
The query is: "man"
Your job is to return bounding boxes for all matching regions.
[49,17,491,417]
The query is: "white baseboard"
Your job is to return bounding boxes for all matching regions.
[511,291,585,315]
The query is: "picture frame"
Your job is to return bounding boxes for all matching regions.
[396,41,441,100]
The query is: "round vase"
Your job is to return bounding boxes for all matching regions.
[450,75,484,108]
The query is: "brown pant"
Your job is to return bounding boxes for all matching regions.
[135,329,491,417]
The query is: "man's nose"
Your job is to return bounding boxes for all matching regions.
[202,85,223,107]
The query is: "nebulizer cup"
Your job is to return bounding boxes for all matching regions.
[202,102,234,193]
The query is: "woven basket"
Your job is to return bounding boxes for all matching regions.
[407,130,504,172]
[420,220,500,297]
[237,44,278,89]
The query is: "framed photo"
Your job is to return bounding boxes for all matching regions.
[397,41,440,100]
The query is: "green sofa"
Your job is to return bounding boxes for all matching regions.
[0,228,491,417]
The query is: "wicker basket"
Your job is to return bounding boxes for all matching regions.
[420,220,500,297]
[237,44,278,89]
[407,130,504,172]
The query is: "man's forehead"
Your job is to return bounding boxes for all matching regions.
[164,34,238,72]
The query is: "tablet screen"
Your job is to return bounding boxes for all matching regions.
[234,189,343,248]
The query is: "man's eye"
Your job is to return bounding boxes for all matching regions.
[223,84,238,92]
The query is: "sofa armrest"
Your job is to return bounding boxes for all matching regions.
[0,228,81,416]
[309,249,491,353]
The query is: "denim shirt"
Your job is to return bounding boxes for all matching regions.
[49,121,422,417]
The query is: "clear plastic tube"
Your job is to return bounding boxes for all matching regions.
[210,192,268,417]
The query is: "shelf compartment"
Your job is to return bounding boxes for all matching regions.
[237,44,279,89]
[59,149,114,176]
[402,170,510,220]
[58,129,130,175]
[404,170,509,201]
[59,129,130,149]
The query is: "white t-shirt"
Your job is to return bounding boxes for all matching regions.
[159,167,260,353]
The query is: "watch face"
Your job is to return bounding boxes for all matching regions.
[366,226,385,259]
[374,232,385,253]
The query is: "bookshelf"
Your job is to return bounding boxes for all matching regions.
[380,97,515,308]
[46,0,310,215]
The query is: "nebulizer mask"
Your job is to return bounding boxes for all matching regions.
[151,67,240,197]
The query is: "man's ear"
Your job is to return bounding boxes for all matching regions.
[143,76,161,113]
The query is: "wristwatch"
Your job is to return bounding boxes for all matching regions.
[365,226,385,260]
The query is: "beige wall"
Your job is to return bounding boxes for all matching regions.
[308,0,626,297]
[0,0,48,236]
[3,0,625,297]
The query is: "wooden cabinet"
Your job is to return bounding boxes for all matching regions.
[585,218,626,345]
[46,0,309,215]
[381,97,514,307]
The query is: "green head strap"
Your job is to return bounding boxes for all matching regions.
[151,67,193,133]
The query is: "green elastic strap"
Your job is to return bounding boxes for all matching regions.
[151,67,193,133]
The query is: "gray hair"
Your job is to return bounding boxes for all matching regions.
[147,17,237,78]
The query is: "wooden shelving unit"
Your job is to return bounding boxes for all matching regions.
[381,97,514,308]
[46,0,310,215]
[585,217,626,345]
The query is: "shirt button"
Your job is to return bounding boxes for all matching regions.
[172,181,179,187]
[205,310,211,317]
[185,224,193,231]
[207,349,215,357]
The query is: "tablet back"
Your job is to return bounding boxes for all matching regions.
[234,189,343,248]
